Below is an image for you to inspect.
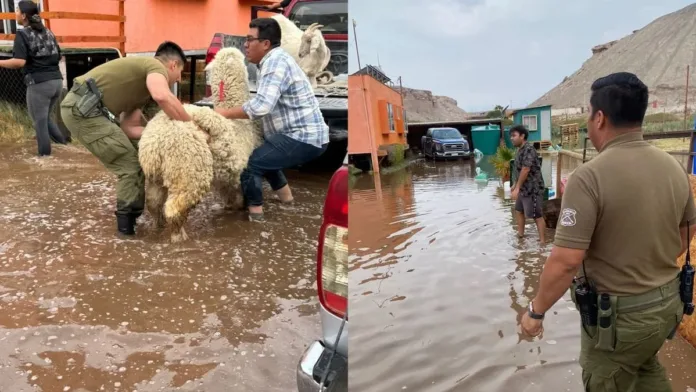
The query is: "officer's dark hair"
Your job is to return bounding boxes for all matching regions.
[155,41,186,66]
[18,0,44,32]
[249,18,282,48]
[590,72,649,128]
[510,124,529,141]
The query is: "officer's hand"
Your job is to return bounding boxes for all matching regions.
[520,312,543,337]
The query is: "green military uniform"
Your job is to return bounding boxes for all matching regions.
[557,132,696,391]
[59,57,167,230]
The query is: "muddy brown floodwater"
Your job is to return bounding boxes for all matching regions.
[349,156,696,392]
[0,142,331,392]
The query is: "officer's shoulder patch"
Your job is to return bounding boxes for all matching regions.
[560,208,577,227]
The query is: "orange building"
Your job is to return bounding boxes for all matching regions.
[1,0,277,54]
[348,65,408,169]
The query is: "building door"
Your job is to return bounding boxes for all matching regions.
[541,109,551,140]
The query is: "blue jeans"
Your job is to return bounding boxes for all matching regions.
[241,133,327,207]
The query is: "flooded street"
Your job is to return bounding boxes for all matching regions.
[348,156,696,392]
[0,142,330,391]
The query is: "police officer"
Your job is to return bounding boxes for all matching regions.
[60,41,195,236]
[520,72,696,391]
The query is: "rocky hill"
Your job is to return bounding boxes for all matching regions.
[401,87,468,123]
[531,3,696,111]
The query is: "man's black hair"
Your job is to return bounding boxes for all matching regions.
[155,41,186,65]
[249,18,282,48]
[510,124,529,141]
[590,72,649,128]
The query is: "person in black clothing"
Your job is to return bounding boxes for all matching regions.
[0,0,67,156]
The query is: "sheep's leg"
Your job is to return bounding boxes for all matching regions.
[164,189,201,243]
[145,178,168,229]
[226,181,245,210]
[169,210,190,244]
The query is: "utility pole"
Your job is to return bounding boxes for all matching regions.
[352,19,380,174]
[352,19,362,71]
[684,65,690,131]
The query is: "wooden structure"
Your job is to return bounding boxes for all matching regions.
[560,123,579,147]
[0,0,126,55]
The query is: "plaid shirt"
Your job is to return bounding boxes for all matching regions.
[242,47,329,148]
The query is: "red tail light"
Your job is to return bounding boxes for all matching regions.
[204,34,223,98]
[317,166,348,319]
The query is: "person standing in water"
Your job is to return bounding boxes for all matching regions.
[0,0,67,156]
[510,124,546,243]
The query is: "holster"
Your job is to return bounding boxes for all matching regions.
[595,295,617,352]
[73,79,103,118]
[71,79,121,126]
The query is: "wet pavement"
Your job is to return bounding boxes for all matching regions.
[348,156,696,392]
[0,142,330,391]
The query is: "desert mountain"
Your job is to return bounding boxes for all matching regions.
[401,87,468,123]
[531,3,696,111]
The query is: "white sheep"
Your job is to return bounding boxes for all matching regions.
[271,14,332,87]
[138,47,259,243]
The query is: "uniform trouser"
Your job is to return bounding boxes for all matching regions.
[578,281,683,392]
[59,90,144,218]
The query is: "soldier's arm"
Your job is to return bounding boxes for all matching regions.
[146,73,191,122]
[531,168,599,314]
[680,178,696,256]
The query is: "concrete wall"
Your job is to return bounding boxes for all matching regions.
[348,74,407,155]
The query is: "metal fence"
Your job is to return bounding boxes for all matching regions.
[0,66,28,108]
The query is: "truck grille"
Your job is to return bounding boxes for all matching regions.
[445,144,465,151]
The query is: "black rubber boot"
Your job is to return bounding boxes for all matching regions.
[115,213,136,235]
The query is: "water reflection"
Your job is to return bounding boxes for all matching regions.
[349,157,696,392]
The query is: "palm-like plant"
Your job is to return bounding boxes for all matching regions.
[488,145,516,181]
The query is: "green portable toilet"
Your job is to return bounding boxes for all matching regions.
[503,126,513,149]
[471,124,501,155]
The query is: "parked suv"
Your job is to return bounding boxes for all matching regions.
[421,127,471,160]
[296,154,348,391]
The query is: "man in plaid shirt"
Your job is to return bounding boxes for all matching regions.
[213,18,329,222]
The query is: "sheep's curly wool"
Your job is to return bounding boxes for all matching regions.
[138,104,213,243]
[138,47,258,243]
[271,14,331,88]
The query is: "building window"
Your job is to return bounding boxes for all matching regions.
[387,102,395,132]
[1,0,18,35]
[522,115,538,131]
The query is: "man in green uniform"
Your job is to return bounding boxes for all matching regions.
[520,72,696,391]
[60,41,194,236]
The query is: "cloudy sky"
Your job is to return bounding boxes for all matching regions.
[348,0,694,112]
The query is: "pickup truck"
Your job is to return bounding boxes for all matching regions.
[195,0,348,171]
[421,127,472,160]
[296,153,348,392]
